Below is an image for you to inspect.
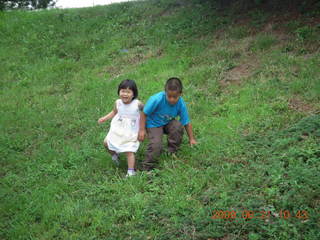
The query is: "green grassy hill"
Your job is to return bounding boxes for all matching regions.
[1,0,319,239]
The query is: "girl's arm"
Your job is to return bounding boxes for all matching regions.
[184,123,197,146]
[98,102,118,124]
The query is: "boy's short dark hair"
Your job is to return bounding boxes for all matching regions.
[118,79,138,99]
[165,77,183,93]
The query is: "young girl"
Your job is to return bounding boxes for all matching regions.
[98,79,144,177]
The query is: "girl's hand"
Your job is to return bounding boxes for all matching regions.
[138,129,146,142]
[98,117,106,124]
[189,138,197,146]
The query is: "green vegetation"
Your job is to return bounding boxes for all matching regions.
[1,0,319,239]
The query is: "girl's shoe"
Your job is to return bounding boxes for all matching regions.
[111,154,119,166]
[125,171,136,177]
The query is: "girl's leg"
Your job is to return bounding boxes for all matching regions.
[103,141,116,156]
[126,152,135,169]
[103,140,119,165]
[126,152,136,176]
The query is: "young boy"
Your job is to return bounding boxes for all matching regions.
[138,77,197,171]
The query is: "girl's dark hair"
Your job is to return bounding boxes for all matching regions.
[118,79,138,99]
[165,77,183,93]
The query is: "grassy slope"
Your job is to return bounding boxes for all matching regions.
[1,0,319,239]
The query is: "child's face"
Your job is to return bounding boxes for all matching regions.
[119,88,134,104]
[166,90,181,105]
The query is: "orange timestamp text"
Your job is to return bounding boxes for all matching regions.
[211,210,308,220]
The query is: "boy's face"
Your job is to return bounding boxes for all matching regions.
[166,90,181,105]
[119,88,134,104]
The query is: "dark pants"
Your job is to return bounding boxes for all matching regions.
[142,120,184,171]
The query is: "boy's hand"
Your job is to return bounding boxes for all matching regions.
[98,117,106,124]
[138,129,146,142]
[189,138,197,146]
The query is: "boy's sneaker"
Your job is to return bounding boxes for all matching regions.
[140,168,159,176]
[111,154,119,166]
[164,150,178,159]
[169,152,178,159]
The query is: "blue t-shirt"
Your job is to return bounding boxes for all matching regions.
[143,91,190,128]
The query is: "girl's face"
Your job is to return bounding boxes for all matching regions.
[119,88,134,104]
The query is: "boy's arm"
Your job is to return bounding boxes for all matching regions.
[138,95,159,142]
[138,112,146,141]
[179,99,196,145]
[98,102,118,124]
[138,101,146,141]
[184,123,197,145]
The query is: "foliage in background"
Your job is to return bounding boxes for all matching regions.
[0,0,55,10]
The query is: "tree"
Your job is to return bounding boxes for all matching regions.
[0,0,56,10]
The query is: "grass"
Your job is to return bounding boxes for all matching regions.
[1,0,320,239]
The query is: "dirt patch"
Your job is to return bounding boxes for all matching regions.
[99,47,163,79]
[220,63,255,87]
[99,65,123,79]
[145,48,163,59]
[288,97,317,113]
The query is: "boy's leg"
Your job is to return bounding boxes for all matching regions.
[164,120,184,153]
[142,127,163,171]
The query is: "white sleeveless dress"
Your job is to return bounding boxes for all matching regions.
[104,99,140,153]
